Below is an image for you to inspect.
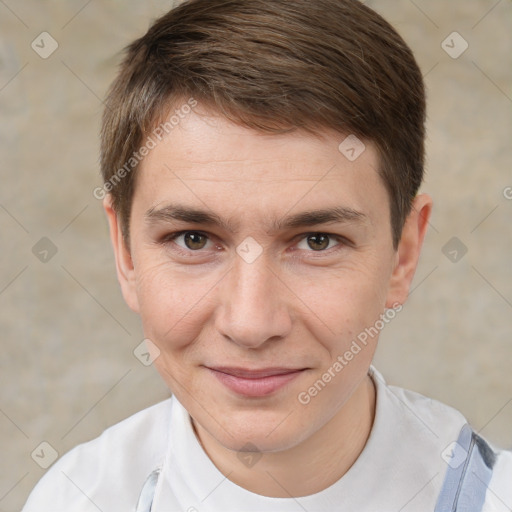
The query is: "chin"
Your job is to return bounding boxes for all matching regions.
[199,408,312,454]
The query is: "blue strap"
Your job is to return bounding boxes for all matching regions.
[136,468,161,512]
[435,424,496,512]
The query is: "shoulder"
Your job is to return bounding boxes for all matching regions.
[369,365,469,440]
[370,366,512,508]
[22,397,174,512]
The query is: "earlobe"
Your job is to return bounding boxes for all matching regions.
[385,194,433,308]
[103,195,140,313]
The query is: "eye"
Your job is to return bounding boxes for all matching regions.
[164,231,213,251]
[296,233,341,251]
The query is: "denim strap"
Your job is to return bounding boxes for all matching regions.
[136,468,161,512]
[435,423,496,512]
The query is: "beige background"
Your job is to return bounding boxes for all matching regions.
[1,1,511,510]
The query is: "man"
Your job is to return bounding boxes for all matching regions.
[22,0,512,510]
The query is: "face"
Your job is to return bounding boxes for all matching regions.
[105,103,430,454]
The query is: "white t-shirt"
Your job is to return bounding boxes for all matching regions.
[22,366,512,511]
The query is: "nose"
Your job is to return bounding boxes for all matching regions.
[214,251,293,349]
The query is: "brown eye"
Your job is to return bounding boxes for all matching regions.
[184,232,208,250]
[306,234,330,251]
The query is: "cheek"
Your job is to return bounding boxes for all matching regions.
[291,261,390,352]
[133,256,219,350]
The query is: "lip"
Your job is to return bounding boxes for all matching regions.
[206,366,307,397]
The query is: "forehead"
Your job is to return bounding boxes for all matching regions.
[133,108,388,225]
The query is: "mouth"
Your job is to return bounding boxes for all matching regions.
[205,366,308,397]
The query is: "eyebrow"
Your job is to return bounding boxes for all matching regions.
[144,203,368,233]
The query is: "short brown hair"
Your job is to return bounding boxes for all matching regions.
[100,0,425,249]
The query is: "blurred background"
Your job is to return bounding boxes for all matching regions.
[1,1,511,509]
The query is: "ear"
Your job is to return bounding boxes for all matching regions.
[385,193,433,308]
[103,194,140,313]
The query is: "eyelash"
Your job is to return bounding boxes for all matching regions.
[160,230,349,258]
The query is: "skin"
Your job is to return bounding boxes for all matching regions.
[104,102,432,498]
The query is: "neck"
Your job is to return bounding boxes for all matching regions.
[192,374,376,498]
